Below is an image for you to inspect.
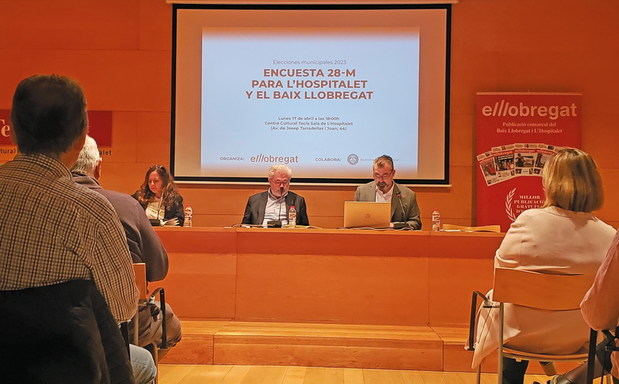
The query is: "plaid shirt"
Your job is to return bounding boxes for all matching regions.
[0,154,138,322]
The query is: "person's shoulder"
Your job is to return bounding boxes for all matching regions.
[534,206,611,228]
[512,206,606,229]
[69,181,118,220]
[518,207,545,218]
[511,207,549,225]
[356,181,374,191]
[288,190,307,201]
[590,216,617,237]
[395,183,414,196]
[249,191,267,200]
[99,188,143,209]
[170,191,183,203]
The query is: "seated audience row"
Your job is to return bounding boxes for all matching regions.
[2,73,617,383]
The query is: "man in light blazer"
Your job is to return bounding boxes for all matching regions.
[354,155,422,229]
[242,164,310,226]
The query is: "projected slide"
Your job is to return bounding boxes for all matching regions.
[174,6,449,184]
[201,32,419,177]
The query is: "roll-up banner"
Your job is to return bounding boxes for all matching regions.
[475,92,581,231]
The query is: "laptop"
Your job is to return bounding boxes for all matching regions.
[343,201,391,228]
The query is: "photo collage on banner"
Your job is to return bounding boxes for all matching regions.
[477,143,563,186]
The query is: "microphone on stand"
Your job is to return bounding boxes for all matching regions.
[267,187,285,228]
[393,190,408,229]
[280,186,285,222]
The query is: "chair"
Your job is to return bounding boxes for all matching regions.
[467,268,598,384]
[131,263,168,376]
[596,328,619,384]
[0,279,133,383]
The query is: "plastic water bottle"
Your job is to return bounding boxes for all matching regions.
[184,205,193,227]
[288,205,297,227]
[431,210,441,231]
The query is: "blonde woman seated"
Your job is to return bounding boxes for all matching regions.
[472,148,617,384]
[132,165,185,226]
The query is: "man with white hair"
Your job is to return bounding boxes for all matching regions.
[242,164,310,226]
[71,136,170,285]
[71,136,182,374]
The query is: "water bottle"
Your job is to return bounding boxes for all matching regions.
[431,210,441,231]
[184,205,193,227]
[288,205,297,227]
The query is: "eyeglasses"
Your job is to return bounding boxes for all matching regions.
[373,172,393,180]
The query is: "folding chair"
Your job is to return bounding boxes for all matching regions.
[132,263,169,382]
[595,327,619,384]
[467,268,598,384]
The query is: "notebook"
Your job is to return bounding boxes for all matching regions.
[343,201,391,228]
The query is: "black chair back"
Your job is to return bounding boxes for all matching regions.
[0,279,134,384]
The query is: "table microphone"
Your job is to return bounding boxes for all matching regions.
[267,187,286,227]
[395,190,408,228]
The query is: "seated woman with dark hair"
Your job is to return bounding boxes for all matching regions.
[133,165,185,226]
[472,148,617,384]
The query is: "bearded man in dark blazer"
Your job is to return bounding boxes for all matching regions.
[354,155,422,229]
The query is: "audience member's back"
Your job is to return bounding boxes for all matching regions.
[71,135,181,350]
[0,74,137,322]
[0,74,138,382]
[472,148,617,384]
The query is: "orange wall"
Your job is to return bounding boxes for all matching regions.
[1,0,617,229]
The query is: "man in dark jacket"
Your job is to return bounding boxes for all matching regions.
[72,136,181,351]
[242,164,310,226]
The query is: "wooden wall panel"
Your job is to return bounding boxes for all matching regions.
[450,113,474,167]
[235,229,432,325]
[105,112,140,164]
[138,0,172,51]
[152,228,501,325]
[582,113,619,169]
[427,232,503,326]
[155,228,237,319]
[135,112,171,165]
[100,163,156,195]
[236,252,430,325]
[0,0,140,51]
[13,50,170,112]
[599,169,619,226]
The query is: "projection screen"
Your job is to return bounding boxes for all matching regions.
[172,4,451,185]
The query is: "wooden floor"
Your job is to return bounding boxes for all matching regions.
[160,364,603,384]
